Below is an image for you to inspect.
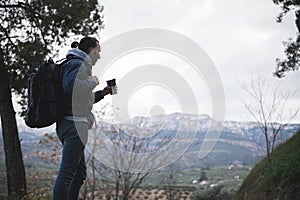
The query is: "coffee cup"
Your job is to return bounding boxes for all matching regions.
[106,78,117,95]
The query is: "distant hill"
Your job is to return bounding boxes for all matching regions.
[0,113,300,168]
[235,130,300,200]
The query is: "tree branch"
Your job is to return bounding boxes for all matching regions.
[0,2,27,9]
[0,24,16,47]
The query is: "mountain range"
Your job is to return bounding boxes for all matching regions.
[0,113,300,169]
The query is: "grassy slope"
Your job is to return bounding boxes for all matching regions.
[235,130,300,200]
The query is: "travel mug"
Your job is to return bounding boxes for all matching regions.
[106,78,117,95]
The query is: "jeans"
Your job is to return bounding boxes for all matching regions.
[53,119,88,200]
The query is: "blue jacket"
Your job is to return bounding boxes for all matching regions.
[60,49,103,119]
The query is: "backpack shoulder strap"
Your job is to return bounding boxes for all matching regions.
[57,56,85,91]
[56,56,84,66]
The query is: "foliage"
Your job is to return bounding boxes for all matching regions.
[236,130,300,200]
[273,0,300,22]
[272,0,300,77]
[199,171,208,182]
[274,37,300,78]
[0,0,104,114]
[192,185,234,200]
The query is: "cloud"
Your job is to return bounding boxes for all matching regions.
[96,0,300,122]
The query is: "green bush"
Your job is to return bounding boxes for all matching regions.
[192,185,234,200]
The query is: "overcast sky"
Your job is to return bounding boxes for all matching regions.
[90,0,300,123]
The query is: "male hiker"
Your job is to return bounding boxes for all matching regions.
[53,36,111,200]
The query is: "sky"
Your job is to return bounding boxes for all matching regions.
[14,0,295,125]
[86,0,300,123]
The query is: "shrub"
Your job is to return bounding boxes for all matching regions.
[192,185,235,200]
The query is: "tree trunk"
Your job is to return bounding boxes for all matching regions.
[122,174,130,200]
[0,71,26,198]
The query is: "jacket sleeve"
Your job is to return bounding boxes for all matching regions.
[62,60,97,95]
[94,90,104,103]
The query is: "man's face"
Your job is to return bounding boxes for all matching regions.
[90,42,101,65]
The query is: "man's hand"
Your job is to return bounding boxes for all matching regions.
[89,76,99,85]
[102,86,111,96]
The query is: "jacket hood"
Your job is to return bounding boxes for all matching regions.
[66,49,92,66]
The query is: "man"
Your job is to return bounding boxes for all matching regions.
[53,36,110,200]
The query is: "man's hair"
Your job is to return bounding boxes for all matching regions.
[78,36,99,54]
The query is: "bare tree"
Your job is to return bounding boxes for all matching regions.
[85,110,178,200]
[240,76,299,161]
[162,163,182,200]
[36,106,188,199]
[88,126,153,199]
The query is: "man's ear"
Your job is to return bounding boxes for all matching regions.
[88,47,93,54]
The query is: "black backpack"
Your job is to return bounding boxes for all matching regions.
[25,58,69,128]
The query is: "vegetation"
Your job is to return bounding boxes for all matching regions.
[272,0,300,77]
[192,185,234,200]
[0,152,248,199]
[236,130,300,200]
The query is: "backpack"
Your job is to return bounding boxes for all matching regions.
[25,58,68,128]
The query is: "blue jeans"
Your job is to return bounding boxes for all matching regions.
[53,119,88,200]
